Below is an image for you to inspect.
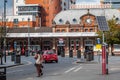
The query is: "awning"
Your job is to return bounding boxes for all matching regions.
[6,32,98,38]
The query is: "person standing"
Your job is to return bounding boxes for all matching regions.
[34,51,43,77]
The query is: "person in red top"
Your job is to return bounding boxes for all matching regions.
[34,50,43,77]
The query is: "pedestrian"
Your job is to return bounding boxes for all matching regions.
[34,50,43,77]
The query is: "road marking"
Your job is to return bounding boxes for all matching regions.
[7,69,24,73]
[73,67,82,72]
[64,67,76,73]
[110,68,120,71]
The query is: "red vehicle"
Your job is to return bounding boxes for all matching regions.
[43,50,58,63]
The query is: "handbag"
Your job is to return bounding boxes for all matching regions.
[35,54,41,64]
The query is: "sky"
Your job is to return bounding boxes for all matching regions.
[76,0,100,4]
[0,0,100,16]
[0,0,13,16]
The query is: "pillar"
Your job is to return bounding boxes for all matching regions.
[80,37,84,55]
[53,38,56,50]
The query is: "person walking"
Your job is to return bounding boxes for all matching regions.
[34,51,43,77]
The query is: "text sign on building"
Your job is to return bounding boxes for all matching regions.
[59,38,64,44]
[96,16,109,31]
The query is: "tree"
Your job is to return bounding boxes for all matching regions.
[97,17,120,54]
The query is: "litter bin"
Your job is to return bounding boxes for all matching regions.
[0,67,6,80]
[86,51,94,61]
[15,55,21,64]
[61,49,65,57]
[77,50,81,58]
[69,50,73,58]
[11,54,15,61]
[61,51,65,57]
[11,51,15,61]
[91,51,94,61]
[86,51,91,61]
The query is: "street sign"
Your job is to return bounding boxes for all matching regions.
[96,44,102,50]
[96,16,109,31]
[97,38,101,44]
[59,38,64,44]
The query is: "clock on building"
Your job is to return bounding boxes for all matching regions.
[85,18,92,24]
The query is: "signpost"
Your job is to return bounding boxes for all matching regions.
[96,38,102,63]
[14,41,17,64]
[96,16,109,75]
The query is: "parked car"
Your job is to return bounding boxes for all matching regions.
[43,50,58,63]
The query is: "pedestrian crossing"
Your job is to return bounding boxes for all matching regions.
[73,67,82,72]
[64,65,82,73]
[50,65,83,76]
[64,67,76,73]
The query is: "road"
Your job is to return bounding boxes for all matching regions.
[7,56,78,80]
[6,56,120,80]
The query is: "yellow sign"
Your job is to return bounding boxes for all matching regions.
[96,44,102,49]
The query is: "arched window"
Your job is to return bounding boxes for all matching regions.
[73,18,77,23]
[116,17,119,21]
[90,29,93,32]
[59,19,63,23]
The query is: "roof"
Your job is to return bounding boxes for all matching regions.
[54,9,120,24]
[7,27,52,33]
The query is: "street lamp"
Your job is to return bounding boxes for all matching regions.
[27,18,30,56]
[3,0,7,63]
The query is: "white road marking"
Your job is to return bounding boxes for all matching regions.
[7,69,24,73]
[110,68,120,71]
[64,64,83,73]
[64,67,76,73]
[73,67,82,72]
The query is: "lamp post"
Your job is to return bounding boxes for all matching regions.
[3,0,7,63]
[27,18,30,56]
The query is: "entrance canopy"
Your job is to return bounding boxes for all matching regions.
[7,32,98,38]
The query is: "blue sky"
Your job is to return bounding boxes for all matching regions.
[76,0,100,4]
[0,0,100,16]
[0,0,12,15]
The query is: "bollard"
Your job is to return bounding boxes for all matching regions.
[15,55,21,64]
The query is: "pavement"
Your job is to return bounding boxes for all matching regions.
[0,56,27,68]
